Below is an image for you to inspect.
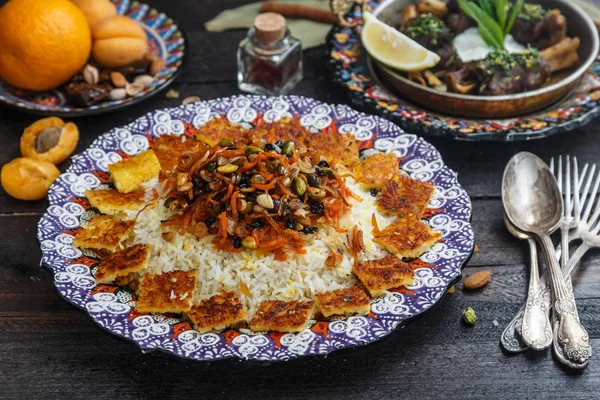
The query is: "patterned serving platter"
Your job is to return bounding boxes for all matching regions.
[327,0,600,141]
[37,95,474,362]
[0,0,186,117]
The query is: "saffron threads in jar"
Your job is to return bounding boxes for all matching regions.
[237,12,303,96]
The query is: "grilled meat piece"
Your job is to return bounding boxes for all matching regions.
[446,49,551,96]
[511,7,566,50]
[404,13,458,71]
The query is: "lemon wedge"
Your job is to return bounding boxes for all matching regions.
[361,12,440,72]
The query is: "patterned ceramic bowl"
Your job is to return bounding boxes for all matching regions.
[37,95,474,362]
[327,0,600,140]
[0,0,186,117]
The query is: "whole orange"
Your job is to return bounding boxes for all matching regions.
[0,0,92,91]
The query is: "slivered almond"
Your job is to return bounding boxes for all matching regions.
[463,270,490,290]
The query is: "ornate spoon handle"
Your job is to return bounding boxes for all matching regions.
[520,238,552,350]
[538,235,591,367]
[501,243,589,353]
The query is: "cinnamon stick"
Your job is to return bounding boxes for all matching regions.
[259,2,337,25]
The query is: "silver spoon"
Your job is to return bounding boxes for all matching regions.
[504,215,552,350]
[502,152,591,367]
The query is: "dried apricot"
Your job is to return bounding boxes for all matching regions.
[20,117,79,165]
[1,158,60,200]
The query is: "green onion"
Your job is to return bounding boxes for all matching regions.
[505,0,525,36]
[459,0,504,49]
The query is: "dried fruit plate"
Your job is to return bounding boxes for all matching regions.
[327,0,600,141]
[0,0,186,117]
[38,95,474,362]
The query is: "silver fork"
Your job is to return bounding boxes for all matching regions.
[501,158,594,357]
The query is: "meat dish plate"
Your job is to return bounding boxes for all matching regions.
[366,0,598,117]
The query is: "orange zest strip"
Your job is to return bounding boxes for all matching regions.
[251,182,275,191]
[222,182,234,201]
[217,211,228,244]
[371,213,379,233]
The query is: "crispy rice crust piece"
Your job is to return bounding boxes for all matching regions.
[303,132,360,168]
[250,300,315,333]
[85,189,144,216]
[376,176,434,218]
[151,134,202,175]
[354,152,401,190]
[73,215,134,252]
[108,150,161,193]
[195,117,248,146]
[136,270,198,314]
[373,217,442,258]
[314,286,371,317]
[249,119,309,145]
[353,255,415,297]
[187,292,248,333]
[95,244,150,284]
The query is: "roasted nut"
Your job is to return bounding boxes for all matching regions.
[250,174,266,185]
[176,173,188,186]
[218,138,234,147]
[246,146,263,154]
[177,182,193,192]
[83,65,99,85]
[125,82,145,97]
[110,71,127,88]
[253,204,265,213]
[109,88,127,100]
[463,270,491,290]
[165,89,180,99]
[281,140,294,155]
[1,158,60,200]
[20,117,79,165]
[257,193,274,209]
[134,74,154,88]
[150,57,166,76]
[182,96,200,105]
[308,187,326,200]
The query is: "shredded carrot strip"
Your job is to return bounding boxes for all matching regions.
[231,191,239,219]
[277,181,296,198]
[334,227,348,233]
[251,229,260,248]
[239,154,263,173]
[371,213,379,233]
[181,212,192,235]
[217,211,228,243]
[274,250,287,261]
[222,182,234,201]
[251,183,275,191]
[152,189,159,200]
[188,189,194,200]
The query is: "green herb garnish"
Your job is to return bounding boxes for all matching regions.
[458,0,525,49]
[405,13,446,45]
[518,3,547,22]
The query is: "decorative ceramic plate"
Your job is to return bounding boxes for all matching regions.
[0,0,186,117]
[37,95,474,362]
[326,0,600,141]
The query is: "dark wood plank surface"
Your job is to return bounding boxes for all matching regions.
[1,1,600,398]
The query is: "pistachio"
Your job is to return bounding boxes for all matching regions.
[294,223,304,231]
[109,88,127,100]
[176,173,188,186]
[134,74,154,88]
[281,140,295,155]
[83,65,99,85]
[218,138,234,147]
[256,193,274,209]
[237,199,253,214]
[217,163,239,173]
[35,127,62,154]
[150,57,166,76]
[248,153,258,161]
[242,236,257,250]
[178,182,193,192]
[206,162,217,171]
[308,187,326,200]
[166,89,180,99]
[182,96,200,105]
[245,146,263,154]
[250,174,266,185]
[110,71,127,88]
[293,176,307,196]
[306,174,321,188]
[463,307,476,326]
[276,164,287,176]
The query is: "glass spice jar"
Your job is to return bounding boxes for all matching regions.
[237,12,303,96]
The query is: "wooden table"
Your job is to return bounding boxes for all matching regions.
[1,1,600,398]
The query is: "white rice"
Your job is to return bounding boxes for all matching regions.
[130,178,397,316]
